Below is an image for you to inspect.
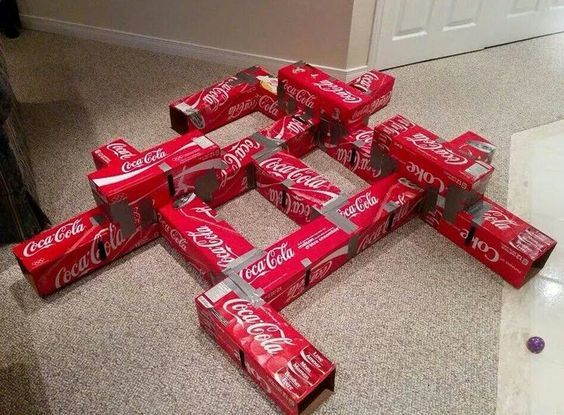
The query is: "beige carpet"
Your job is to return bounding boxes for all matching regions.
[1,30,563,414]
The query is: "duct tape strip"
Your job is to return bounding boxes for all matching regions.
[324,210,360,258]
[444,185,478,223]
[174,193,198,208]
[353,139,365,150]
[227,272,265,306]
[110,200,136,238]
[251,132,284,149]
[252,146,283,163]
[90,214,106,226]
[467,199,494,227]
[383,201,400,214]
[313,194,348,217]
[138,197,156,228]
[325,210,359,235]
[229,70,259,86]
[281,178,294,190]
[293,60,307,68]
[159,162,172,173]
[301,258,313,287]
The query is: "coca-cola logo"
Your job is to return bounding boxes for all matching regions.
[406,133,468,165]
[227,97,257,120]
[106,142,136,160]
[351,72,378,93]
[313,79,362,103]
[223,139,261,171]
[240,243,295,282]
[201,79,234,111]
[121,149,166,173]
[335,147,377,177]
[23,219,85,257]
[186,226,238,268]
[223,298,294,355]
[338,192,378,220]
[282,81,316,108]
[483,209,518,231]
[461,229,499,262]
[258,95,279,115]
[310,260,333,285]
[55,223,126,289]
[406,161,445,192]
[259,157,330,189]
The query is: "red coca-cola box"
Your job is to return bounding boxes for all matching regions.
[437,197,556,288]
[334,174,424,255]
[278,62,376,129]
[447,131,496,164]
[196,282,335,415]
[385,125,494,222]
[254,111,318,158]
[158,193,256,284]
[254,150,342,225]
[91,138,140,169]
[88,131,221,214]
[12,207,159,297]
[225,213,355,311]
[256,74,285,120]
[170,66,271,134]
[348,69,395,114]
[322,126,382,183]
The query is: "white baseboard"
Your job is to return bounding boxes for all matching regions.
[20,15,368,81]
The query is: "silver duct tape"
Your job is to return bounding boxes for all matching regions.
[110,200,136,238]
[251,132,283,149]
[229,70,259,86]
[159,162,172,173]
[383,201,400,213]
[353,139,365,149]
[227,272,265,306]
[467,199,494,226]
[419,187,440,214]
[293,60,307,68]
[294,109,314,124]
[314,194,348,216]
[347,234,359,259]
[90,214,106,226]
[301,258,312,269]
[138,197,156,228]
[325,210,359,234]
[252,146,282,163]
[281,178,294,190]
[194,170,221,202]
[443,185,481,223]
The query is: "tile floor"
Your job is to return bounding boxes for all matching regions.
[498,120,564,414]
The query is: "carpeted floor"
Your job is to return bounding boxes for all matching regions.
[1,30,563,414]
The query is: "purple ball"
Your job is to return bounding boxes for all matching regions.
[527,336,545,354]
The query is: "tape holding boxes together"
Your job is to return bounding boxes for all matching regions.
[12,62,557,414]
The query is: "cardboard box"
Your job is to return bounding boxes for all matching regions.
[254,150,342,225]
[278,62,375,131]
[196,282,335,415]
[256,74,285,120]
[170,66,271,134]
[88,131,222,230]
[92,138,139,169]
[437,197,556,288]
[348,69,395,114]
[158,193,256,284]
[12,206,159,296]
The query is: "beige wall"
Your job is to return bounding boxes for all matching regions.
[19,0,375,70]
[347,0,377,68]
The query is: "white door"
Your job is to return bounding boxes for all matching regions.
[371,0,564,69]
